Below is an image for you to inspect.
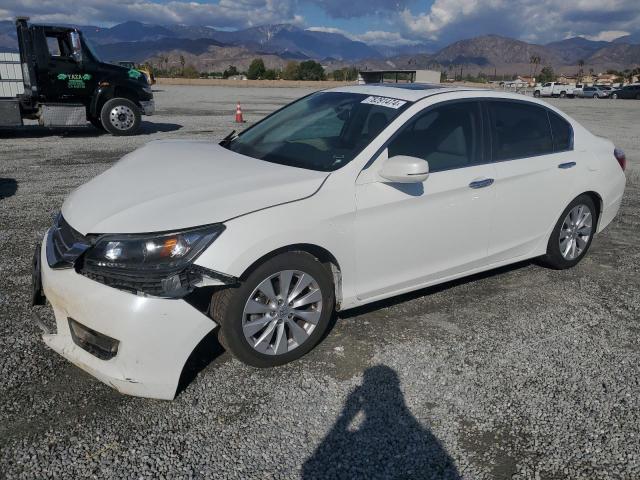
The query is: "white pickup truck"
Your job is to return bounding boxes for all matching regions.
[533,82,574,98]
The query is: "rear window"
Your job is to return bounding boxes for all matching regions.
[548,111,573,152]
[488,101,553,161]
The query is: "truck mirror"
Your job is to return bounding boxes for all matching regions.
[70,31,83,64]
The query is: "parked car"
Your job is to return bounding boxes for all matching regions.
[533,82,574,98]
[32,85,627,399]
[578,86,611,98]
[610,84,640,99]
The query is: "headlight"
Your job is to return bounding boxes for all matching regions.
[84,224,224,273]
[80,224,225,297]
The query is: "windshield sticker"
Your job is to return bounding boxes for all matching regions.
[361,96,407,109]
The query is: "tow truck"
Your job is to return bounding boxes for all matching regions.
[0,18,154,135]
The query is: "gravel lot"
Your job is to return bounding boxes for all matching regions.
[1,85,639,479]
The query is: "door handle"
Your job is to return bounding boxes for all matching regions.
[558,162,576,169]
[469,178,494,189]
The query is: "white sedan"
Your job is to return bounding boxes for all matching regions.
[33,84,627,399]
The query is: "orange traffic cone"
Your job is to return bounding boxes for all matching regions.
[235,103,244,123]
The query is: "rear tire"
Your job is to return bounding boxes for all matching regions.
[100,98,141,136]
[560,91,567,98]
[534,90,541,98]
[611,93,618,99]
[210,252,335,368]
[539,195,597,270]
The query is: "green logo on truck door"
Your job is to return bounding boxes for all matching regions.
[56,73,92,88]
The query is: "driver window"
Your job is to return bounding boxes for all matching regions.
[45,34,72,59]
[387,101,482,172]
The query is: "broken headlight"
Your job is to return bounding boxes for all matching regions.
[81,224,225,297]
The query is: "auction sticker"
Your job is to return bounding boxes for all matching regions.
[361,96,407,109]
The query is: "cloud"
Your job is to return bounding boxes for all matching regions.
[308,0,414,19]
[0,0,301,28]
[585,30,630,42]
[307,26,420,46]
[399,0,640,43]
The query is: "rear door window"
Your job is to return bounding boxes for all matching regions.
[548,111,573,152]
[487,101,554,161]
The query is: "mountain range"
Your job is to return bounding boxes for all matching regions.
[0,20,639,74]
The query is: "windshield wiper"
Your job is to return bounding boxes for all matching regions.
[219,129,237,148]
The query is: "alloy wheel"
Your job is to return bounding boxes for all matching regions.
[559,204,593,260]
[242,270,323,355]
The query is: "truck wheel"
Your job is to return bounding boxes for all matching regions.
[88,116,105,131]
[611,93,618,99]
[100,98,141,136]
[534,90,541,98]
[560,91,567,98]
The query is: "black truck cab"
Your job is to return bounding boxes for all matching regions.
[1,18,154,135]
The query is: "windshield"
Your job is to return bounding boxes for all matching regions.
[82,34,102,62]
[223,91,411,171]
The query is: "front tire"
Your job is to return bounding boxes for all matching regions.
[540,195,597,269]
[100,98,141,136]
[211,252,335,367]
[611,93,618,99]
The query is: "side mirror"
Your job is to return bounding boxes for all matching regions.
[70,31,83,64]
[379,155,429,183]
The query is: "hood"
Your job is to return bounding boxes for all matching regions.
[62,140,328,234]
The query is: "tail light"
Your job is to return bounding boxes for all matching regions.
[614,147,626,171]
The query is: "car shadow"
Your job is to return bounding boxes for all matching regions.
[175,261,534,396]
[138,121,183,134]
[302,365,461,479]
[0,178,18,200]
[0,122,181,138]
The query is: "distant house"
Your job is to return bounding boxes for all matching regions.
[358,69,441,84]
[516,75,536,86]
[595,73,619,85]
[557,75,577,85]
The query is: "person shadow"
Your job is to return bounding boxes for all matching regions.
[302,365,461,480]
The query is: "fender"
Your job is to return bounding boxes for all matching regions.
[89,83,116,117]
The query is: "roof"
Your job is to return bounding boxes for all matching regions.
[328,83,486,102]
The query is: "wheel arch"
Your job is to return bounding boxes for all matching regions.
[582,190,603,228]
[238,243,344,308]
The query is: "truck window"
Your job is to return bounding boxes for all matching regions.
[543,83,551,87]
[46,37,61,56]
[45,34,73,58]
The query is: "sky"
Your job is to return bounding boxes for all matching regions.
[1,0,639,46]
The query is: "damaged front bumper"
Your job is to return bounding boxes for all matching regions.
[36,236,218,400]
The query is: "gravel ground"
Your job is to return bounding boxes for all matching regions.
[1,86,639,479]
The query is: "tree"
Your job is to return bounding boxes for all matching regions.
[529,55,541,78]
[263,68,277,80]
[247,58,266,80]
[223,65,239,79]
[282,61,300,80]
[297,60,325,81]
[538,65,556,83]
[577,59,585,82]
[182,65,199,78]
[179,55,186,75]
